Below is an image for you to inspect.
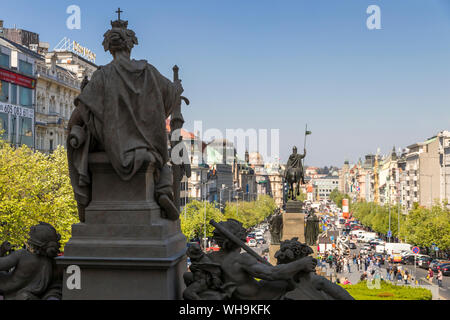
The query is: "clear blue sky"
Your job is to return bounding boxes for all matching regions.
[2,0,450,167]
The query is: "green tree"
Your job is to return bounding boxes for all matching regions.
[0,140,78,249]
[179,200,225,240]
[351,200,448,250]
[330,189,351,210]
[224,195,276,229]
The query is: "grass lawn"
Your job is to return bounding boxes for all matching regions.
[340,280,432,300]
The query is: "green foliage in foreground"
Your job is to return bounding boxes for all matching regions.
[0,140,79,249]
[340,280,432,300]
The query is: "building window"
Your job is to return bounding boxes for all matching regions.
[0,81,9,102]
[19,60,33,76]
[10,84,17,104]
[19,117,33,147]
[49,98,55,114]
[19,86,32,107]
[0,52,9,68]
[0,113,8,138]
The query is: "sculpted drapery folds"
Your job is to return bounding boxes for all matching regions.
[67,18,183,221]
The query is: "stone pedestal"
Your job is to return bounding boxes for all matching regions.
[57,153,187,300]
[281,201,305,243]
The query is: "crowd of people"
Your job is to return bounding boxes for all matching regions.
[316,248,424,286]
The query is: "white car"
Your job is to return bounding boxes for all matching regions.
[248,239,257,247]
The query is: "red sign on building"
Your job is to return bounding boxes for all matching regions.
[0,67,36,89]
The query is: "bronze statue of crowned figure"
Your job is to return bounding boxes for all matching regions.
[67,11,190,222]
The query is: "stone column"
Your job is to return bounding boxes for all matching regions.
[57,153,187,300]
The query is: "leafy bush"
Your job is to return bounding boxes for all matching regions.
[340,280,432,300]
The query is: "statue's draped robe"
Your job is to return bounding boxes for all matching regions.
[286,154,304,171]
[69,58,180,207]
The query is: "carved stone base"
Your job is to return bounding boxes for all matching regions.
[57,153,187,300]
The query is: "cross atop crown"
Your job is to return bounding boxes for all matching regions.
[116,8,123,20]
[111,8,128,29]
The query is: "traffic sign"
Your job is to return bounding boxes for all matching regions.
[387,230,392,238]
[412,246,420,254]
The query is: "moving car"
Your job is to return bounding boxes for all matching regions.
[248,239,257,247]
[373,253,385,264]
[349,242,357,249]
[388,253,403,263]
[384,243,412,255]
[255,235,265,244]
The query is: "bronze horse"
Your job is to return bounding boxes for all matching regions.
[286,167,305,201]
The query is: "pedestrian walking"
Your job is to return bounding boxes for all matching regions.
[393,265,398,279]
[436,268,443,288]
[386,264,391,281]
[427,268,434,281]
[397,270,403,283]
[404,270,409,285]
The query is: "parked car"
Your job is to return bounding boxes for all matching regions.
[438,263,450,276]
[430,260,450,272]
[418,256,433,269]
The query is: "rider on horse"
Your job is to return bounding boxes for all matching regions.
[284,146,306,200]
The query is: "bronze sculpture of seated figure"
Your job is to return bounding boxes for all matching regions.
[0,222,63,300]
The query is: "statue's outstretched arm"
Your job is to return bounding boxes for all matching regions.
[301,149,306,158]
[240,254,316,281]
[0,251,20,271]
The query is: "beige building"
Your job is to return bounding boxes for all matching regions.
[405,135,441,209]
[35,51,97,153]
[437,131,450,208]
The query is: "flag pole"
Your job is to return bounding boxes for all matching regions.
[303,124,308,169]
[304,123,308,152]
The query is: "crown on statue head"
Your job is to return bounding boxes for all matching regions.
[110,19,128,29]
